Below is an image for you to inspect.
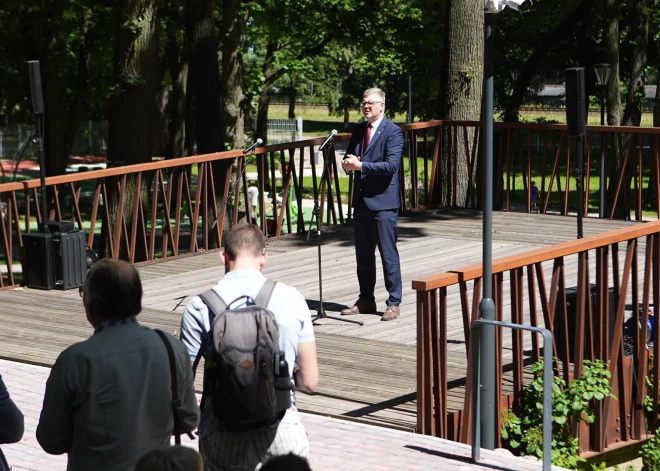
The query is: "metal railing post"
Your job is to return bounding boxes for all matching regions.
[470,319,553,471]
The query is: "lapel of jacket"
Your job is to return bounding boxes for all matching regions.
[363,118,389,159]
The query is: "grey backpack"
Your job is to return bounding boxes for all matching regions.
[193,279,292,430]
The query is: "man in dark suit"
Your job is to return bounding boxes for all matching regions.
[341,88,404,321]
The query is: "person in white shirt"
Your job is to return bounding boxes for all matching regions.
[180,223,318,471]
[247,180,259,224]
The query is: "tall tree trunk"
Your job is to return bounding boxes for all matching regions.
[185,76,195,156]
[619,0,649,220]
[654,41,660,127]
[621,0,648,127]
[187,0,229,247]
[165,18,188,159]
[288,77,297,119]
[603,0,626,219]
[436,0,483,207]
[256,40,278,144]
[40,4,68,178]
[603,0,623,127]
[187,0,223,154]
[502,0,593,123]
[256,86,271,145]
[104,0,161,260]
[221,0,246,149]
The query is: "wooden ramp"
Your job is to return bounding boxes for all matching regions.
[0,210,637,432]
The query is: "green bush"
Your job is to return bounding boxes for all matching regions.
[501,359,615,469]
[640,430,660,471]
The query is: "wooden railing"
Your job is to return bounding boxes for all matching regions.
[422,120,660,218]
[2,119,660,289]
[413,221,660,453]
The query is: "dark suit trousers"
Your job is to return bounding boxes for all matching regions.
[353,201,402,306]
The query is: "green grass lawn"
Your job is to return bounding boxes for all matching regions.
[512,109,656,127]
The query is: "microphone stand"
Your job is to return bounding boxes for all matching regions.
[307,144,363,326]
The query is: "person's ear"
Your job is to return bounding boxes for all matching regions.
[220,251,228,266]
[259,253,268,270]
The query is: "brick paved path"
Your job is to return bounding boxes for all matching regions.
[0,359,566,471]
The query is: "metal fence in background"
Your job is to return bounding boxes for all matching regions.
[0,118,303,161]
[0,121,108,161]
[0,124,37,161]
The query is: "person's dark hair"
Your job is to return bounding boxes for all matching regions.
[224,223,266,259]
[83,258,142,321]
[260,454,312,471]
[133,445,203,471]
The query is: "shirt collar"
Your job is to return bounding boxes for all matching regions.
[222,269,265,280]
[369,116,385,133]
[94,316,139,334]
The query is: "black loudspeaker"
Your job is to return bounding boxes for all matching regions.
[565,67,586,137]
[22,225,87,290]
[26,60,44,115]
[22,232,56,290]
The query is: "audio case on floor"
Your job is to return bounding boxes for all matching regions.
[22,225,87,290]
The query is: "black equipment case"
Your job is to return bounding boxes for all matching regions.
[23,222,87,290]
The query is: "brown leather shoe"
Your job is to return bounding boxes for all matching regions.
[381,305,400,321]
[341,299,377,315]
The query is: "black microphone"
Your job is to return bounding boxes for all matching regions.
[243,138,263,154]
[318,129,338,151]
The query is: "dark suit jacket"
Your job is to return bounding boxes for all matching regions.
[346,117,404,211]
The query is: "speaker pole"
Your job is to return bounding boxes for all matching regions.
[576,134,584,239]
[26,60,49,234]
[565,67,587,239]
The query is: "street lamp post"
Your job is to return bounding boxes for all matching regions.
[480,11,496,450]
[481,0,532,451]
[594,64,611,218]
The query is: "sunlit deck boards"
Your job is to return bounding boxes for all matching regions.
[0,209,637,432]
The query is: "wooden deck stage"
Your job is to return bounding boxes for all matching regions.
[0,209,637,432]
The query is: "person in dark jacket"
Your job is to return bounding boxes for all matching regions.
[0,373,25,471]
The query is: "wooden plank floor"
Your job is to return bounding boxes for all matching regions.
[0,210,639,432]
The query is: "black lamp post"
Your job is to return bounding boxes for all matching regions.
[594,63,611,218]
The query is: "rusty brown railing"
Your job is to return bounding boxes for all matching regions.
[413,221,660,453]
[2,119,660,289]
[422,120,660,219]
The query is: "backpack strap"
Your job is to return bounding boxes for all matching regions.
[154,329,195,444]
[192,289,228,375]
[254,279,277,307]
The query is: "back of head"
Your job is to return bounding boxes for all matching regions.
[224,223,266,260]
[83,258,142,321]
[260,454,312,471]
[134,445,203,471]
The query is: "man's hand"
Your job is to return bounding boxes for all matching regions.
[342,154,362,172]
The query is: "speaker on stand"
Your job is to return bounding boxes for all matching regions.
[565,67,587,239]
[21,61,88,290]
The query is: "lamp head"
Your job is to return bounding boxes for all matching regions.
[594,63,612,86]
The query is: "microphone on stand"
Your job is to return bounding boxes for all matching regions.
[243,138,263,154]
[318,129,338,151]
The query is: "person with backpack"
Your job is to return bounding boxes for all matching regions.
[180,223,318,471]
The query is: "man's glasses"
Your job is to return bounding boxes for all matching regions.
[361,101,383,108]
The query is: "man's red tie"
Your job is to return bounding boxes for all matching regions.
[364,123,373,151]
